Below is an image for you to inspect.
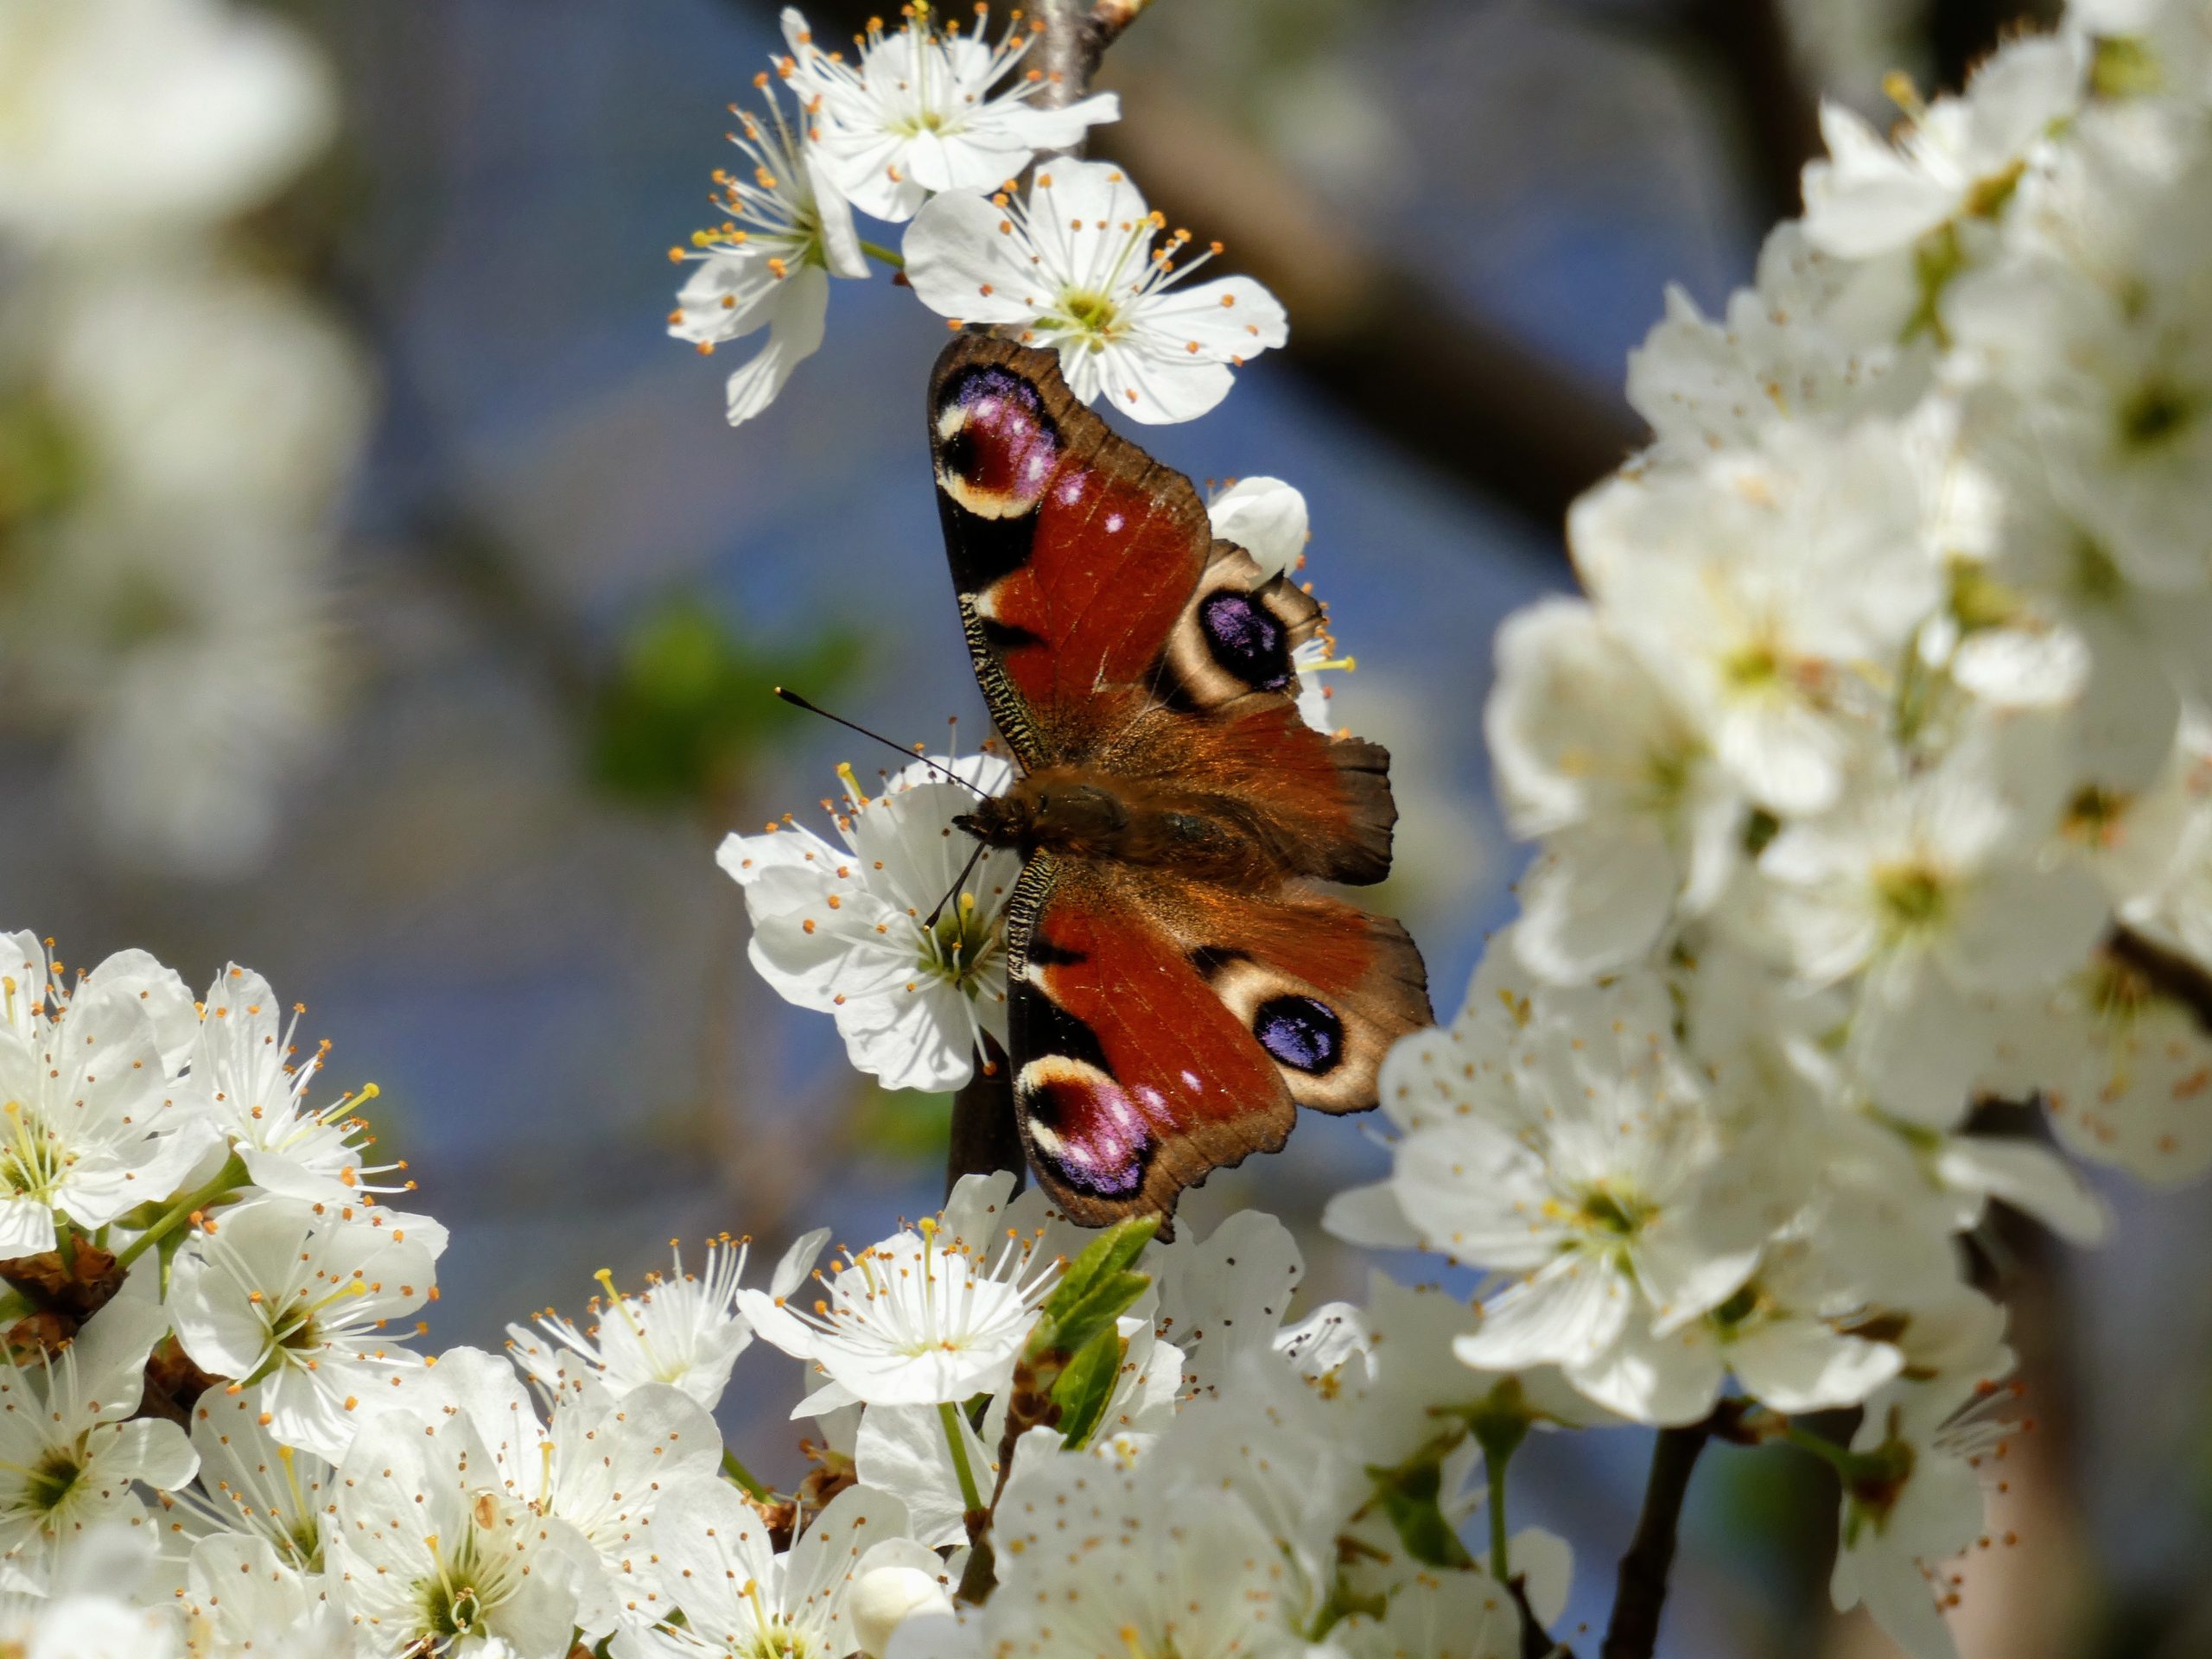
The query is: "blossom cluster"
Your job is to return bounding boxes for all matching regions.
[0,929,1579,1659]
[0,0,371,876]
[696,3,2212,1657]
[1427,1,2212,1648]
[669,4,1287,423]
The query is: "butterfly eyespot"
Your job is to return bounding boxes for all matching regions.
[1016,1055,1150,1200]
[1253,996,1344,1076]
[1198,590,1293,691]
[936,365,1059,521]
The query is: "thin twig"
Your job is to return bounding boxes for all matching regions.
[1599,1421,1713,1659]
[947,1036,1024,1192]
[1510,1573,1575,1659]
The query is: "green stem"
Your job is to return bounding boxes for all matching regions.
[1779,1419,1856,1473]
[721,1447,771,1502]
[1777,1417,1908,1490]
[115,1154,249,1271]
[858,238,906,270]
[1470,1408,1528,1585]
[1487,1443,1511,1583]
[940,1399,985,1513]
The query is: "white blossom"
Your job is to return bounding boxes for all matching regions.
[406,1346,722,1642]
[1332,934,1793,1423]
[180,1534,353,1659]
[739,1174,1060,1412]
[181,965,408,1206]
[0,1526,179,1659]
[615,1481,932,1659]
[1485,598,1738,982]
[719,752,1019,1092]
[1802,35,2087,261]
[0,967,213,1255]
[1569,420,1938,818]
[167,1197,439,1464]
[506,1234,771,1413]
[905,159,1287,423]
[668,74,868,425]
[156,1388,337,1574]
[1756,741,2111,1126]
[327,1401,593,1659]
[0,1298,197,1591]
[781,5,1117,222]
[0,0,334,244]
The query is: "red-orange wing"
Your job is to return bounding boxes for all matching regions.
[929,334,1390,885]
[1007,858,1430,1224]
[930,335,1209,762]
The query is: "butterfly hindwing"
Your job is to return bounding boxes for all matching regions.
[1007,855,1295,1224]
[1007,857,1430,1223]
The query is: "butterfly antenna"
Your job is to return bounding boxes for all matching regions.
[773,688,988,798]
[925,837,992,931]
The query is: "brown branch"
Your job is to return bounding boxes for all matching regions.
[1675,0,1821,228]
[1599,1421,1712,1659]
[2109,925,2212,1035]
[1511,1573,1576,1659]
[947,1035,1024,1192]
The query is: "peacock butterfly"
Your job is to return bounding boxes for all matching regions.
[930,334,1433,1225]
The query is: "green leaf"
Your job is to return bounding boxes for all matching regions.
[1027,1217,1156,1362]
[1049,1325,1125,1450]
[589,594,862,806]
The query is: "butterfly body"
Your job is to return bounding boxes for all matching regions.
[931,335,1432,1224]
[957,768,1288,889]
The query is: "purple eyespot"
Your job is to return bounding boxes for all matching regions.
[1199,591,1292,691]
[1020,1067,1149,1199]
[943,366,1058,506]
[1254,995,1343,1075]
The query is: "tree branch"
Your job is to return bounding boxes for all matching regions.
[1511,1573,1575,1659]
[1929,0,2062,91]
[1033,0,1156,117]
[1599,1421,1712,1659]
[2110,925,2212,1035]
[947,1036,1023,1193]
[1675,0,1822,228]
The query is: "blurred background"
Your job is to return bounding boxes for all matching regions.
[3,0,2206,1654]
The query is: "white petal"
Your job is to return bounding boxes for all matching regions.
[1935,1136,2110,1243]
[1513,826,1679,984]
[1731,1319,1903,1413]
[1456,1259,1632,1373]
[903,191,1039,324]
[723,267,831,425]
[1205,476,1308,581]
[1567,1315,1725,1427]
